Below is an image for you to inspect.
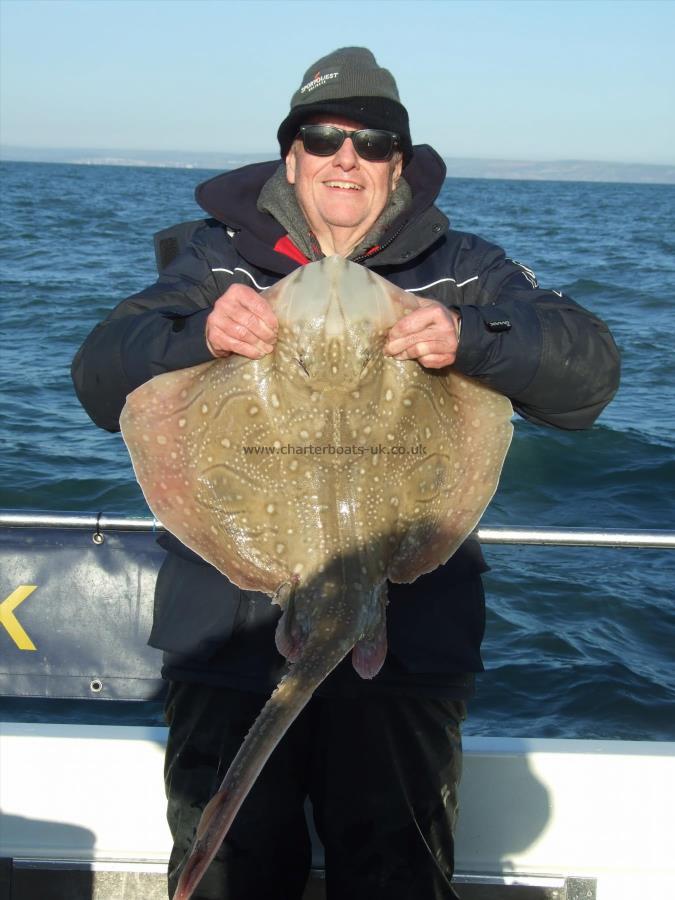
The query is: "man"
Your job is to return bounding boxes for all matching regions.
[72,48,620,900]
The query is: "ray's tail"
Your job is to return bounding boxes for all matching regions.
[172,641,351,900]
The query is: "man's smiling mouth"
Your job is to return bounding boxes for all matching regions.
[324,181,363,190]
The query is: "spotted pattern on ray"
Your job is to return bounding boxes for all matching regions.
[121,256,512,603]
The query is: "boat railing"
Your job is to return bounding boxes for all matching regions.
[1,510,674,549]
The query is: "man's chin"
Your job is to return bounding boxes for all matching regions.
[318,208,370,231]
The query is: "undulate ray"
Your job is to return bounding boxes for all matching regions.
[119,256,513,900]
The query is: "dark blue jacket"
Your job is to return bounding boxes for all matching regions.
[72,146,620,697]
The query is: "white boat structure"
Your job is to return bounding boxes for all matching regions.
[1,512,674,900]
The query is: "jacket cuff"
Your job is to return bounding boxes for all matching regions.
[122,306,214,389]
[454,304,541,397]
[162,306,214,368]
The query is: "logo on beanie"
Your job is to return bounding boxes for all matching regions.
[300,70,339,94]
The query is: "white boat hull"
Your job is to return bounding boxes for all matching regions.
[1,723,673,899]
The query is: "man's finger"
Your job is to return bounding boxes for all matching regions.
[417,353,456,369]
[385,330,456,356]
[206,322,274,359]
[387,305,445,339]
[223,313,277,346]
[212,284,279,333]
[235,290,279,333]
[390,344,455,362]
[208,284,279,353]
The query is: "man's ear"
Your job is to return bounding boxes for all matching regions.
[391,153,403,191]
[285,146,297,185]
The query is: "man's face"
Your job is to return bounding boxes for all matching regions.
[285,116,403,245]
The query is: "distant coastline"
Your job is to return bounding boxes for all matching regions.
[2,145,674,185]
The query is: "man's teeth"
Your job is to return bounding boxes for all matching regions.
[324,181,362,190]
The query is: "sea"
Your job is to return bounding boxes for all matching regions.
[1,160,674,741]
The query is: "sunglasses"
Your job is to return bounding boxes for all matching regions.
[297,125,400,162]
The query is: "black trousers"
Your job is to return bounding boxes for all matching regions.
[164,681,465,900]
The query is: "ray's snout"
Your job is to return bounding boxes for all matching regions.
[270,255,416,387]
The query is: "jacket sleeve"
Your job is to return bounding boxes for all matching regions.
[452,245,620,430]
[72,226,228,432]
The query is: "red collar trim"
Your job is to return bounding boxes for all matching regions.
[274,235,310,266]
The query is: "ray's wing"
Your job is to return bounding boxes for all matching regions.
[119,343,384,599]
[120,356,284,593]
[382,369,513,583]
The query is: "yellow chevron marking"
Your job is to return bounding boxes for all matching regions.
[0,585,38,651]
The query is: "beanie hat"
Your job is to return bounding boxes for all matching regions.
[277,47,413,165]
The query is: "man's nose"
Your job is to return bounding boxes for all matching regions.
[333,137,359,168]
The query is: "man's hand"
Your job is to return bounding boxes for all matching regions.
[384,299,461,369]
[205,284,278,359]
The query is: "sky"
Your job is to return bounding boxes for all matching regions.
[1,0,674,165]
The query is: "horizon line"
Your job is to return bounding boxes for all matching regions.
[1,143,674,170]
[2,147,674,187]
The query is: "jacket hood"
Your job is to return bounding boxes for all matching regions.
[195,145,449,271]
